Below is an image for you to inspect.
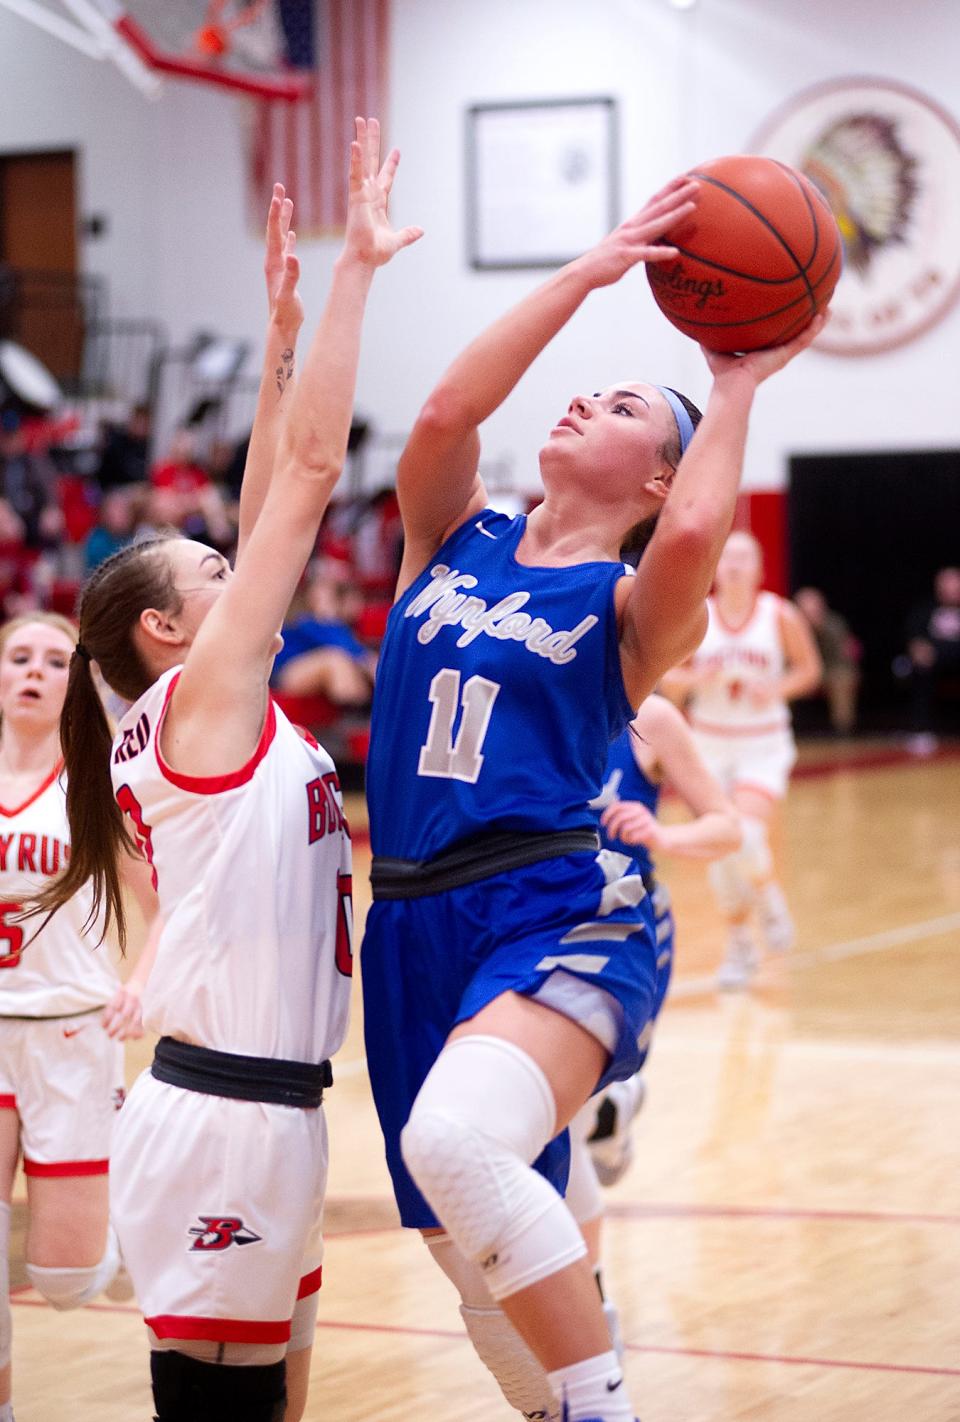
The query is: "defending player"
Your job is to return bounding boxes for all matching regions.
[663,531,821,988]
[0,612,157,1422]
[360,167,824,1422]
[29,121,420,1422]
[567,693,741,1359]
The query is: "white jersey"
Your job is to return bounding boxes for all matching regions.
[0,765,118,1017]
[110,667,352,1063]
[688,591,790,737]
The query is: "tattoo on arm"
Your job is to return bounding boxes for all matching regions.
[275,348,295,397]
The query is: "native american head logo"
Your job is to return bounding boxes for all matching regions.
[754,80,960,354]
[801,113,919,279]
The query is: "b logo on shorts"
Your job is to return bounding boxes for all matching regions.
[187,1217,263,1252]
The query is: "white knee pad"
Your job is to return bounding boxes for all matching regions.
[428,1235,559,1420]
[708,854,754,916]
[564,1129,603,1228]
[26,1224,120,1311]
[0,1201,10,1370]
[737,815,773,883]
[401,1036,587,1301]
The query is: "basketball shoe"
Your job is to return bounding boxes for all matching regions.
[587,1074,646,1186]
[757,881,795,954]
[716,927,759,990]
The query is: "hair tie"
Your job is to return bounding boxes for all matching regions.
[75,643,91,663]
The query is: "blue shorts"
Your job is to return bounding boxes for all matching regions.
[361,848,663,1228]
[650,879,675,1020]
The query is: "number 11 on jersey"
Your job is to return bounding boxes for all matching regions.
[417,668,500,783]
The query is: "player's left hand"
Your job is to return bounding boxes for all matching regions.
[264,182,304,332]
[344,117,423,268]
[601,800,663,850]
[102,985,145,1041]
[702,311,828,387]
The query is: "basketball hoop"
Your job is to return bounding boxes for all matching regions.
[115,0,315,101]
[193,0,269,62]
[0,0,315,101]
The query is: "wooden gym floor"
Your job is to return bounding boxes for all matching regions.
[8,742,960,1420]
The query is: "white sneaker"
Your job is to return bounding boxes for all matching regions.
[603,1297,625,1362]
[587,1074,646,1186]
[757,882,795,954]
[716,931,759,990]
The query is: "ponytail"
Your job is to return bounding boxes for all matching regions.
[26,536,180,951]
[31,649,137,948]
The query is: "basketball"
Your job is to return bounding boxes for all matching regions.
[646,155,843,352]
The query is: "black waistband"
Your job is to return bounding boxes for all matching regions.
[371,827,600,900]
[151,1036,332,1109]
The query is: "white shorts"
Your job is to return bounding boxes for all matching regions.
[0,1009,123,1177]
[692,727,798,802]
[111,1069,328,1346]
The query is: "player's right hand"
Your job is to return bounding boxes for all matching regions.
[102,985,145,1041]
[575,177,699,289]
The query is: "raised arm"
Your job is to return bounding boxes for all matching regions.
[395,178,699,594]
[164,119,421,779]
[619,316,826,706]
[236,183,304,557]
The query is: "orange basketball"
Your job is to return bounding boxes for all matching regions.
[646,155,843,352]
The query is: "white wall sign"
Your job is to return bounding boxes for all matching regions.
[466,97,618,270]
[753,77,960,356]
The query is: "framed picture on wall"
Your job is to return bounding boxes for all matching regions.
[466,97,619,270]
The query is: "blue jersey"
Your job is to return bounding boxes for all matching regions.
[365,510,633,861]
[595,727,660,879]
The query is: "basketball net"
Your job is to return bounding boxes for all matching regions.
[194,0,272,64]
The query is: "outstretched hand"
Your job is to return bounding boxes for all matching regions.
[264,182,303,331]
[701,311,828,387]
[577,175,700,289]
[344,117,424,267]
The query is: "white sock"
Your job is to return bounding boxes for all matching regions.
[547,1350,632,1422]
[0,1401,14,1421]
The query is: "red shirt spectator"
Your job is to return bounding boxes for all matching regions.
[150,429,211,499]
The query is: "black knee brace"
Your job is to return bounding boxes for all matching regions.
[150,1350,286,1421]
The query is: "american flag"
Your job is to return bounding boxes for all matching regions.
[249,0,390,236]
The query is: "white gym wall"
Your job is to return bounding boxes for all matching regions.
[0,0,957,489]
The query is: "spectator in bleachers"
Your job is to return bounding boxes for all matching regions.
[131,483,183,540]
[272,560,376,707]
[150,427,211,500]
[900,566,960,754]
[148,428,236,553]
[0,410,61,548]
[0,497,37,616]
[83,487,136,572]
[794,586,861,735]
[96,403,152,490]
[350,486,403,592]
